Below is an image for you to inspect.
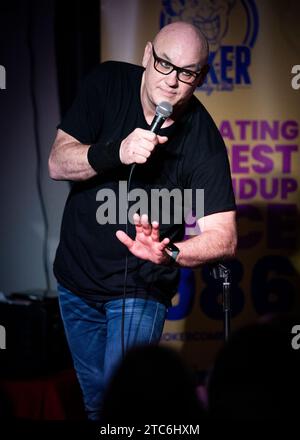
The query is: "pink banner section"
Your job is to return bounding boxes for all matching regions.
[221,120,298,201]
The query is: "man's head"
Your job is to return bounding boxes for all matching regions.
[141,21,209,115]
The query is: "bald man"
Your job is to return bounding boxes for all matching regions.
[49,22,236,421]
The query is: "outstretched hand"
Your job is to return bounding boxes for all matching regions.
[116,213,171,265]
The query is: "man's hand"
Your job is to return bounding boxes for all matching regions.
[119,128,168,165]
[116,213,171,264]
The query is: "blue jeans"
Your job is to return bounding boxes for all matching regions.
[57,284,167,421]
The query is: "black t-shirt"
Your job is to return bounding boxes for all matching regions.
[54,61,236,306]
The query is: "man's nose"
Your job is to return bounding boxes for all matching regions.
[165,70,179,87]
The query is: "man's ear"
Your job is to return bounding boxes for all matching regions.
[142,42,152,68]
[197,64,210,86]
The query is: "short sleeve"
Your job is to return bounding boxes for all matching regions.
[189,150,236,217]
[57,65,108,144]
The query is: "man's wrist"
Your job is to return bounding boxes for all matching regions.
[87,140,122,173]
[164,242,180,266]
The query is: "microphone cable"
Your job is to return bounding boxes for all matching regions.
[120,102,173,361]
[121,163,135,360]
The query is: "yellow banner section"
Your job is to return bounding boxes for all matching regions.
[101,0,300,372]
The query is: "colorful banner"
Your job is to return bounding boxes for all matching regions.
[101,0,300,372]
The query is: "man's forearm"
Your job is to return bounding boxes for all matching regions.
[48,142,97,181]
[175,229,237,268]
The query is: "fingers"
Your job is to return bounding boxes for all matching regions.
[133,214,162,243]
[133,213,151,237]
[122,213,172,263]
[115,230,134,248]
[119,129,168,165]
[133,213,144,236]
[157,135,168,144]
[151,220,160,242]
[158,237,170,251]
[140,214,152,236]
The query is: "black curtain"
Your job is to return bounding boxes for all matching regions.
[54,0,100,117]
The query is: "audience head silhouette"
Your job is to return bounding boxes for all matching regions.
[102,344,203,423]
[207,313,300,420]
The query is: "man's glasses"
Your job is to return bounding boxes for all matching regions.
[152,45,201,85]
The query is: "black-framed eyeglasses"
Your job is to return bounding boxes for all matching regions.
[152,45,201,85]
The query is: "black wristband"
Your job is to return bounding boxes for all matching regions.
[87,140,122,173]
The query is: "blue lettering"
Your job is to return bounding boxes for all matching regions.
[221,46,234,84]
[236,46,251,84]
[207,51,218,84]
[167,268,195,320]
[205,46,251,86]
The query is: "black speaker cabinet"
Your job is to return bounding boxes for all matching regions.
[0,290,72,379]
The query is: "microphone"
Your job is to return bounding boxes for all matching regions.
[149,101,173,133]
[130,101,173,173]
